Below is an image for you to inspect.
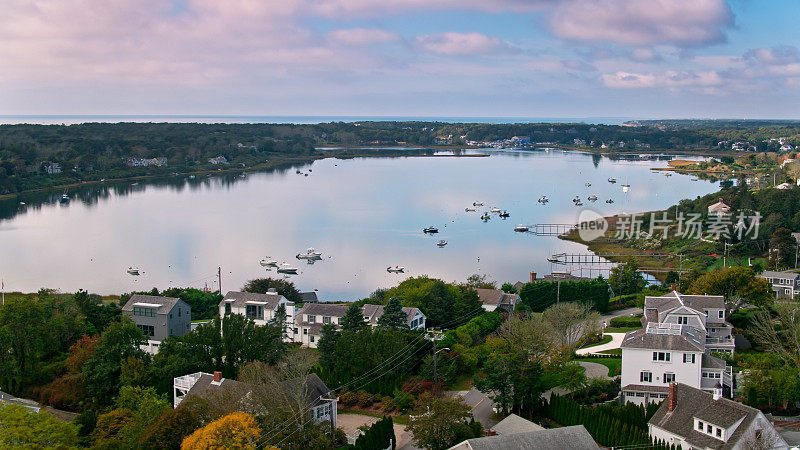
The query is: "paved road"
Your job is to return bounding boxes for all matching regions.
[337,413,417,449]
[600,307,640,322]
[448,389,498,429]
[576,332,626,355]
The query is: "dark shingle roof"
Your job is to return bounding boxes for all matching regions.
[761,270,800,280]
[123,294,182,314]
[649,383,763,450]
[489,414,543,435]
[362,304,424,326]
[621,384,669,394]
[299,292,318,303]
[453,425,599,450]
[620,327,705,352]
[643,292,725,323]
[475,289,518,307]
[185,372,332,410]
[702,354,727,369]
[221,291,284,310]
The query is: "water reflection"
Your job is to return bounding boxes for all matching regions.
[0,151,716,300]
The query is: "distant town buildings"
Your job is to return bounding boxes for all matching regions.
[127,157,167,167]
[707,198,731,217]
[208,155,228,164]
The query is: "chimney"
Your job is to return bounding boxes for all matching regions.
[530,271,537,283]
[668,383,677,412]
[213,371,222,383]
[713,387,722,401]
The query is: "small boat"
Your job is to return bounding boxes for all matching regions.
[304,173,308,177]
[575,200,583,206]
[691,178,698,181]
[606,199,614,204]
[437,240,448,247]
[260,257,278,266]
[189,175,196,179]
[423,226,439,233]
[664,173,672,177]
[308,169,312,172]
[277,264,299,274]
[59,194,70,204]
[585,182,591,187]
[465,207,476,212]
[296,170,301,174]
[297,248,323,259]
[572,196,580,203]
[19,202,25,205]
[387,266,405,273]
[608,178,617,183]
[588,195,598,202]
[622,184,630,193]
[514,225,529,232]
[499,211,510,218]
[538,196,549,204]
[473,201,484,206]
[126,267,140,275]
[490,208,501,213]
[481,213,491,220]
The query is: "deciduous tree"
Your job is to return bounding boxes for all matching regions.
[181,412,261,450]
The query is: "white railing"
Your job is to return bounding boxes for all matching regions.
[646,322,683,335]
[706,337,734,345]
[174,372,203,391]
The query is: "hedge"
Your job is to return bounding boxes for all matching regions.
[609,316,643,328]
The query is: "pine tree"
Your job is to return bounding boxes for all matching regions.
[378,297,408,329]
[341,304,367,331]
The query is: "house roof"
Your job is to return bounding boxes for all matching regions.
[620,326,705,352]
[475,289,518,307]
[621,384,669,394]
[299,291,318,303]
[361,304,424,326]
[185,372,332,410]
[708,198,730,212]
[760,270,800,280]
[489,414,543,435]
[649,384,765,450]
[122,294,184,314]
[298,303,350,318]
[702,354,727,370]
[450,425,598,450]
[221,291,285,310]
[643,292,725,325]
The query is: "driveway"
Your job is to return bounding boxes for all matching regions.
[575,332,626,355]
[337,413,415,449]
[600,307,640,322]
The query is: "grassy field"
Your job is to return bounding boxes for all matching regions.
[578,335,613,350]
[575,356,622,377]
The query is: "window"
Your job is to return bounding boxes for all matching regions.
[677,316,688,325]
[246,304,263,320]
[133,306,156,317]
[293,328,298,334]
[640,371,652,382]
[697,421,704,431]
[308,315,317,323]
[322,316,331,324]
[303,328,308,335]
[707,424,712,433]
[718,310,724,319]
[310,335,315,343]
[683,354,695,363]
[635,392,645,397]
[664,373,675,383]
[716,428,722,438]
[170,313,173,319]
[178,308,181,317]
[225,303,231,314]
[137,324,155,337]
[653,352,670,362]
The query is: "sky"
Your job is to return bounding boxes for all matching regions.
[1,0,799,119]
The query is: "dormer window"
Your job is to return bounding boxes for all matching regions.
[678,316,688,325]
[718,311,724,319]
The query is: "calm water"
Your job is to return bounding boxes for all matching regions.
[0,150,717,300]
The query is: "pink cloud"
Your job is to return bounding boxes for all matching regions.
[549,0,733,47]
[602,70,723,89]
[327,28,400,45]
[413,32,507,56]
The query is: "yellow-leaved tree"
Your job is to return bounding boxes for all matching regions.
[181,412,261,450]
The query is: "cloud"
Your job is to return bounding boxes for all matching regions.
[602,70,723,89]
[327,28,400,45]
[549,0,733,47]
[413,32,507,56]
[743,46,800,66]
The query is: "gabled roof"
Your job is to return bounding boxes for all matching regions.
[620,326,705,352]
[644,292,724,325]
[450,425,599,450]
[221,291,285,311]
[475,289,518,307]
[362,304,425,326]
[185,372,332,410]
[298,303,349,318]
[649,384,768,450]
[702,354,727,370]
[123,294,184,314]
[760,270,800,280]
[299,291,318,303]
[489,414,543,435]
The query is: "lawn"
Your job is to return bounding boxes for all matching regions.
[603,326,642,333]
[578,334,613,350]
[575,357,622,377]
[598,348,621,356]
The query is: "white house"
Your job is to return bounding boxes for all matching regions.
[649,383,787,450]
[294,303,426,348]
[759,271,800,300]
[621,292,733,405]
[708,198,731,217]
[219,290,295,339]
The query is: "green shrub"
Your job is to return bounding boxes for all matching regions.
[609,316,642,328]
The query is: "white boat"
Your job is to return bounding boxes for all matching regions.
[499,210,510,218]
[664,173,672,177]
[575,201,583,206]
[514,225,529,232]
[296,248,323,259]
[473,201,484,206]
[59,193,70,204]
[387,266,405,273]
[277,264,299,274]
[481,213,491,220]
[490,208,501,213]
[588,195,598,202]
[465,207,476,212]
[538,196,549,204]
[437,240,448,247]
[606,199,614,204]
[572,196,581,203]
[608,178,617,183]
[622,184,630,193]
[585,182,591,187]
[126,267,140,275]
[260,257,278,266]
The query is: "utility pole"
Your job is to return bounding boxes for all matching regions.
[218,267,222,295]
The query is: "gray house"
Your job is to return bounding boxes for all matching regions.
[122,294,191,354]
[759,270,800,299]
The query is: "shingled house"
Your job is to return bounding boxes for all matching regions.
[122,294,191,354]
[648,383,787,449]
